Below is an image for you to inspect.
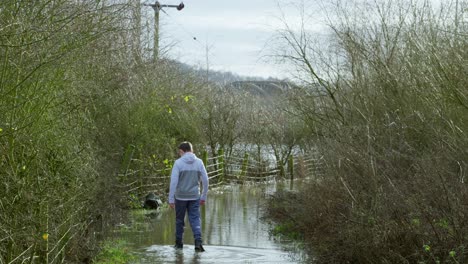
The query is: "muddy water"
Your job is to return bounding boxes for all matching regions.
[120,181,307,263]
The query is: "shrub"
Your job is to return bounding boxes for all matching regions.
[266,0,468,263]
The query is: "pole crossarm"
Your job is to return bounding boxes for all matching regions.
[143,1,184,61]
[143,1,184,11]
[160,4,182,8]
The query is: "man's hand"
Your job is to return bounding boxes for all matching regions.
[200,200,206,206]
[169,203,175,209]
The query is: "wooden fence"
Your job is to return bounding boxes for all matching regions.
[120,149,325,201]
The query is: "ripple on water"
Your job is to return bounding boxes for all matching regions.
[132,244,303,264]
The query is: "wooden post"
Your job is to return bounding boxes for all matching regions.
[153,5,159,61]
[278,160,285,178]
[202,150,208,167]
[240,153,249,181]
[202,150,209,186]
[218,149,225,183]
[144,1,185,61]
[132,1,142,64]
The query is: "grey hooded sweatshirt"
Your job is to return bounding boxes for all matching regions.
[168,152,209,204]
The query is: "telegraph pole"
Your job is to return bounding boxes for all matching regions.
[143,1,185,61]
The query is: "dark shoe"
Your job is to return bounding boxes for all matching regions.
[174,241,183,249]
[194,241,205,252]
[195,244,205,252]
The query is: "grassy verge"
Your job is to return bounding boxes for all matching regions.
[93,240,135,264]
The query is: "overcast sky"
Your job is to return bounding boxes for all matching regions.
[141,0,326,79]
[139,0,450,79]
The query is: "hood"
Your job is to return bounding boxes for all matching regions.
[180,152,196,164]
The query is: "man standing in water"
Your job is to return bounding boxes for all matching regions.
[168,142,209,252]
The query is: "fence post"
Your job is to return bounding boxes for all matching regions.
[240,153,249,181]
[218,149,225,183]
[202,150,208,167]
[278,160,285,178]
[288,155,294,190]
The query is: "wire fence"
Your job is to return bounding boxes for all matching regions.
[119,149,325,201]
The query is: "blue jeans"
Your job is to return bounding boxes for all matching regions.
[175,199,202,243]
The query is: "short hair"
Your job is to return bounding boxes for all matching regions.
[178,142,193,152]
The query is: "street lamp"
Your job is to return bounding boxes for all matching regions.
[143,1,185,61]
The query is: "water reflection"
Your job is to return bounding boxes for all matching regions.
[121,181,306,263]
[135,245,299,264]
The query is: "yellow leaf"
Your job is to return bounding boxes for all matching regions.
[42,233,49,241]
[184,96,189,102]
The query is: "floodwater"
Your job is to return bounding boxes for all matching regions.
[119,181,307,263]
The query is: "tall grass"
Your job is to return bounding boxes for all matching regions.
[266,0,467,262]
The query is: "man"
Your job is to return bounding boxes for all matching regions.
[168,142,209,252]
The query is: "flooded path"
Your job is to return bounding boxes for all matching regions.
[119,181,306,263]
